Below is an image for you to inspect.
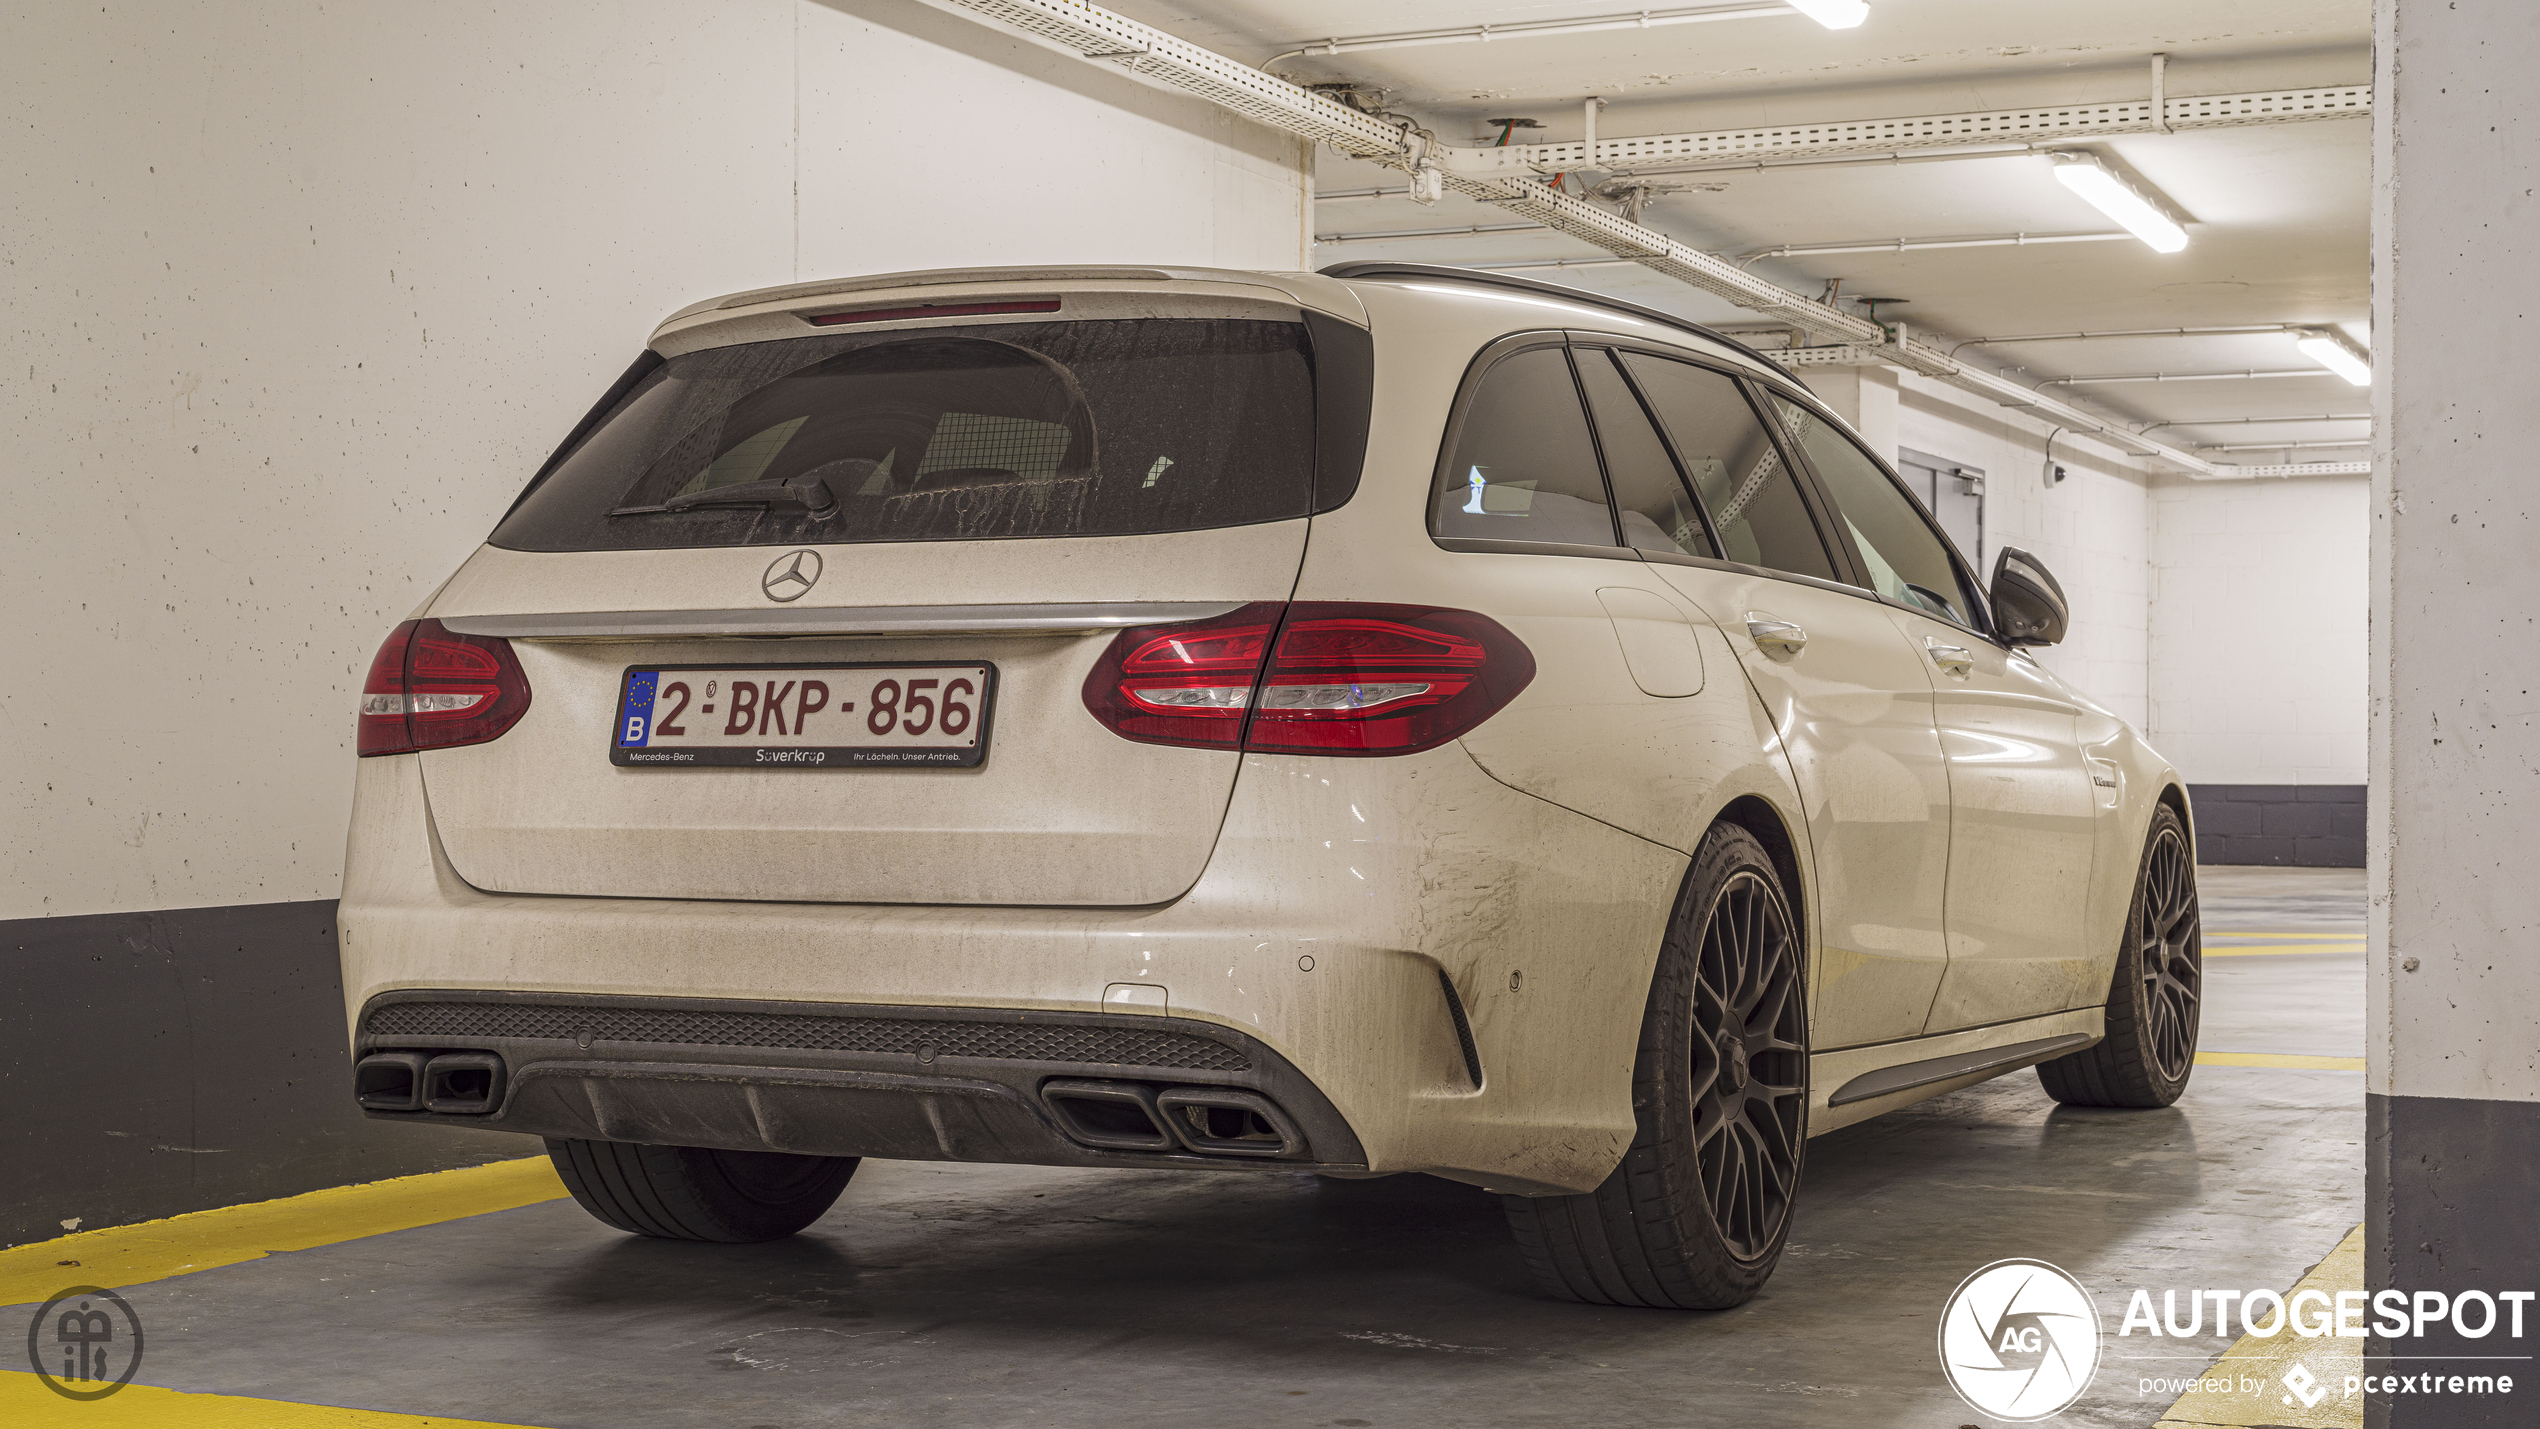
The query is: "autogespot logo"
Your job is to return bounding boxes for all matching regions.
[1939,1259,2103,1422]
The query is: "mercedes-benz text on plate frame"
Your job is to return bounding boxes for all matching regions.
[613,662,995,768]
[762,549,821,602]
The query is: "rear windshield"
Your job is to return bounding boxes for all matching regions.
[492,318,1316,551]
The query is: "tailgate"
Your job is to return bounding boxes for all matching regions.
[418,525,1304,905]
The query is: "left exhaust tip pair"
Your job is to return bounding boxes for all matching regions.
[356,1050,506,1114]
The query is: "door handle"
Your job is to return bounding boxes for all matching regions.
[1744,614,1807,656]
[1926,639,1974,677]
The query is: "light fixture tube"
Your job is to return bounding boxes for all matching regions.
[2295,330,2373,387]
[2050,153,2189,253]
[1786,0,1870,29]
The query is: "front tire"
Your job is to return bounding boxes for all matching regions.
[2037,802,2202,1108]
[546,1139,859,1242]
[1502,822,1809,1309]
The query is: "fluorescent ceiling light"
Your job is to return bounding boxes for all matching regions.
[2050,152,2188,253]
[2296,330,2373,386]
[1786,0,1870,28]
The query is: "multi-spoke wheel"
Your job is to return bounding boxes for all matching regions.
[1503,821,1808,1309]
[2038,803,2203,1108]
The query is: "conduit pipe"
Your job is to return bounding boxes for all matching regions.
[923,0,2360,478]
[1738,230,2130,261]
[1263,2,1794,70]
[2040,369,2326,387]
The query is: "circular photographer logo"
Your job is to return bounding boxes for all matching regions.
[25,1286,144,1400]
[1939,1259,2101,1422]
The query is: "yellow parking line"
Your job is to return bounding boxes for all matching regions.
[2153,1223,2366,1428]
[2206,943,2363,957]
[2202,931,2365,939]
[2197,1051,2366,1071]
[0,1372,552,1427]
[0,1157,564,1307]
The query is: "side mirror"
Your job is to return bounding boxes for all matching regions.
[1990,546,2069,646]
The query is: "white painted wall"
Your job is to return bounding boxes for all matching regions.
[0,0,1307,921]
[2148,474,2369,786]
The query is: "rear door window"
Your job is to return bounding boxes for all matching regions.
[1620,353,1838,582]
[1432,345,1618,549]
[493,318,1316,551]
[1573,348,1716,561]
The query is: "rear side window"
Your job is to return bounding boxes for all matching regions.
[493,319,1315,551]
[1766,394,1981,627]
[1432,346,1617,548]
[1621,353,1838,583]
[1573,349,1716,561]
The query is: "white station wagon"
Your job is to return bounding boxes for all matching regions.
[341,262,2202,1308]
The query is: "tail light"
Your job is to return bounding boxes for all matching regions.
[358,619,533,756]
[1081,602,1533,757]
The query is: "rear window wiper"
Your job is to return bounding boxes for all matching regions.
[612,473,836,517]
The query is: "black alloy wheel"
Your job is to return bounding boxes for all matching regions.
[2038,802,2203,1108]
[1690,867,1808,1260]
[1503,821,1809,1309]
[2137,822,2202,1084]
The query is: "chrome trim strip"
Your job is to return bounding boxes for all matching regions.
[438,602,1247,641]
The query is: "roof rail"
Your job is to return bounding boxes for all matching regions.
[1316,261,1795,375]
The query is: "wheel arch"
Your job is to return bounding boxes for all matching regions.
[1710,793,1809,966]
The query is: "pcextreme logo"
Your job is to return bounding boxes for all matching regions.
[1939,1259,2103,1422]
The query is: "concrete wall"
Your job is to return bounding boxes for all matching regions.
[1,0,1310,925]
[2368,3,2540,1424]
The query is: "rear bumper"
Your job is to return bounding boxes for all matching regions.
[351,989,1366,1172]
[339,745,1689,1194]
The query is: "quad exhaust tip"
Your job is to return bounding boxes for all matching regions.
[355,1050,506,1115]
[1040,1078,1306,1159]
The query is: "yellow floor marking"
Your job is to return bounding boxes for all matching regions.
[2202,931,2365,939]
[2196,1051,2366,1071]
[0,1372,553,1428]
[2153,1223,2365,1429]
[2206,943,2363,957]
[0,1157,564,1307]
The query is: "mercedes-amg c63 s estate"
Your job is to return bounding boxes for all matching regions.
[340,262,2202,1309]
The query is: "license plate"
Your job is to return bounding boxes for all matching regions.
[611,663,996,768]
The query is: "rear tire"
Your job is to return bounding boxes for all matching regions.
[1502,821,1809,1309]
[546,1139,859,1242]
[2037,802,2202,1108]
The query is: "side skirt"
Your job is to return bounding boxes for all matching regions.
[1806,1008,2105,1137]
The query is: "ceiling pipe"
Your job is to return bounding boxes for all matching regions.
[922,0,2360,480]
[2040,369,2328,386]
[2138,412,2371,433]
[1314,221,1545,244]
[1738,230,2130,262]
[2196,439,2371,451]
[1262,2,1794,71]
[1949,324,2296,353]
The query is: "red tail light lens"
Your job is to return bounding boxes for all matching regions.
[1081,602,1533,757]
[357,618,533,757]
[1080,602,1285,749]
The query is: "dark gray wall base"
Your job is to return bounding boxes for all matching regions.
[2187,783,2366,867]
[0,899,526,1250]
[2367,1092,2540,1428]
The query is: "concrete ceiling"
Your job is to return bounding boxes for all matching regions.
[1111,0,2374,462]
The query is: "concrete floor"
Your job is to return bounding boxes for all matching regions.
[10,867,2367,1429]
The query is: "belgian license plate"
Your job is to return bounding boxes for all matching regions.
[611,663,995,768]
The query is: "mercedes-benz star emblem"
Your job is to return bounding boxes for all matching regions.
[762,550,821,603]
